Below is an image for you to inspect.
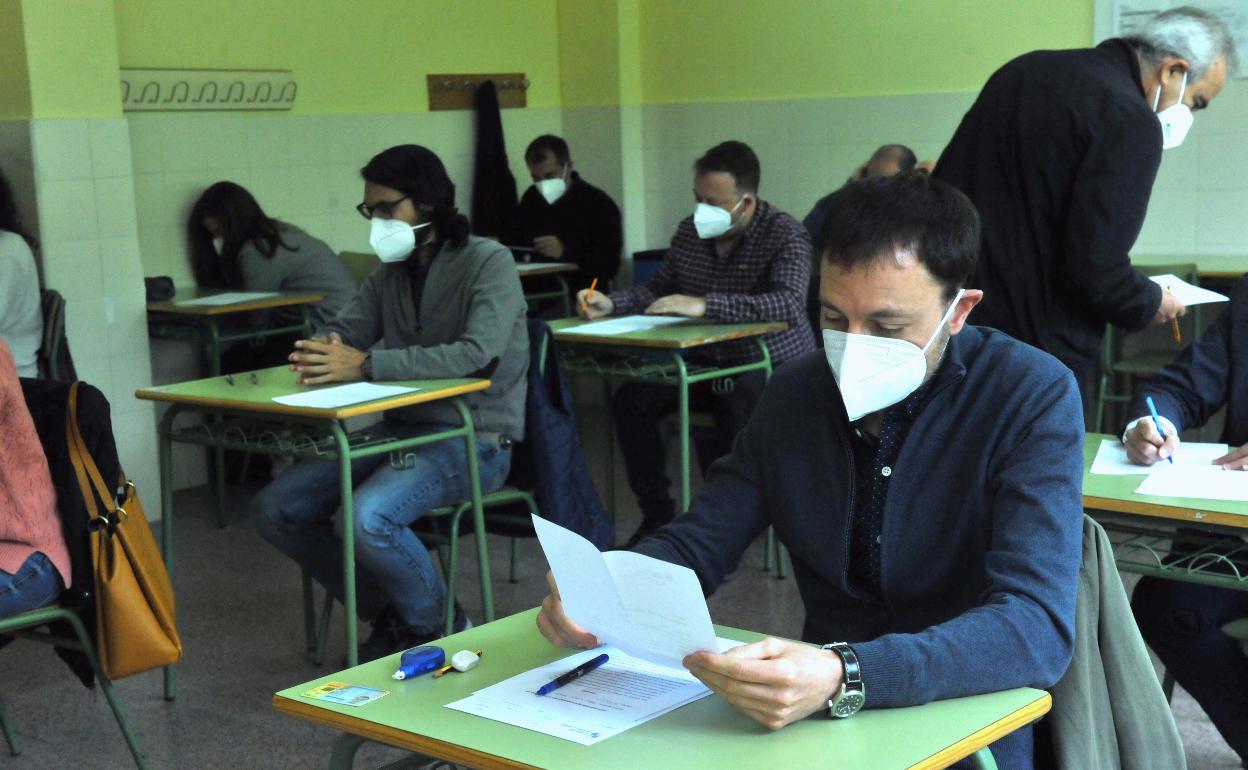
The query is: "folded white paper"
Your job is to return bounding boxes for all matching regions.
[1149,274,1229,306]
[531,515,718,668]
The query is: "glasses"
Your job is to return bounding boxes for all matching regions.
[356,196,409,220]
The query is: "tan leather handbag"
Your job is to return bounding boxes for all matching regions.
[67,383,182,679]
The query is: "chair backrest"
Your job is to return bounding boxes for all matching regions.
[38,289,75,382]
[632,249,666,287]
[339,251,380,286]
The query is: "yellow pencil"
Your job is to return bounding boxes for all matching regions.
[581,277,599,315]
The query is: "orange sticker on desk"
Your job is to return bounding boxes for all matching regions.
[303,681,390,706]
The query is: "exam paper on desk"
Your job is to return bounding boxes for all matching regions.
[271,382,420,408]
[557,315,690,336]
[174,291,281,306]
[1090,438,1229,475]
[1135,465,1248,501]
[445,639,743,746]
[531,515,719,668]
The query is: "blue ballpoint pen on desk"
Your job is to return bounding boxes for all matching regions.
[537,653,609,696]
[1145,395,1174,465]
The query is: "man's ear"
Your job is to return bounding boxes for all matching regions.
[1159,55,1191,86]
[948,289,984,335]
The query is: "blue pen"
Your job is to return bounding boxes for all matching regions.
[1145,396,1174,465]
[537,653,609,696]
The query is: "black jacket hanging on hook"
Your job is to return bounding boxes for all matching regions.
[470,80,519,241]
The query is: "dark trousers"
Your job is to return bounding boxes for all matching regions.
[612,368,767,522]
[1133,568,1248,763]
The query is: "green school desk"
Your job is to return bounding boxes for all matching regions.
[549,317,785,516]
[147,290,324,376]
[1083,433,1248,591]
[135,367,492,698]
[516,262,577,317]
[273,608,1049,770]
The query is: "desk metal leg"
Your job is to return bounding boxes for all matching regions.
[969,746,998,770]
[452,401,494,624]
[203,319,228,528]
[157,407,178,701]
[674,355,692,512]
[556,274,571,318]
[603,377,615,526]
[328,733,366,770]
[331,423,359,667]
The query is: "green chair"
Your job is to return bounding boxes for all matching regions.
[1094,263,1200,433]
[0,604,147,767]
[339,251,380,286]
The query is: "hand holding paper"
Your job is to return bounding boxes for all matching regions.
[1149,274,1229,306]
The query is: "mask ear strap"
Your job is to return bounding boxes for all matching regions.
[921,289,966,353]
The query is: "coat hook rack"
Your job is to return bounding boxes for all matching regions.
[427,73,528,111]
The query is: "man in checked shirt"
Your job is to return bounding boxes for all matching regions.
[577,140,815,548]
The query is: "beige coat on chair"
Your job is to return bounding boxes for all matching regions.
[1045,515,1186,769]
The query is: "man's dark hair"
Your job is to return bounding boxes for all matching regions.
[821,172,979,300]
[525,134,570,166]
[693,140,760,194]
[361,144,470,250]
[870,144,918,172]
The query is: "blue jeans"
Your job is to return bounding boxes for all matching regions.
[250,421,511,632]
[0,552,63,619]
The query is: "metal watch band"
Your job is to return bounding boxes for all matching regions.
[822,642,865,718]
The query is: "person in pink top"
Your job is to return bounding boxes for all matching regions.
[0,336,69,617]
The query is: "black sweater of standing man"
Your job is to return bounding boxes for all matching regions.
[515,172,623,292]
[934,39,1163,384]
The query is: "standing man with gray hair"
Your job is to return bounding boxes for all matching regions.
[935,6,1237,419]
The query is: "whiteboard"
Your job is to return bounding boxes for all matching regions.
[1094,0,1248,78]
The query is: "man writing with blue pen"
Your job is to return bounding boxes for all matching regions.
[1123,274,1248,763]
[538,173,1084,768]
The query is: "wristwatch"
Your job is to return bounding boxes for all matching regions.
[361,353,374,381]
[821,642,865,718]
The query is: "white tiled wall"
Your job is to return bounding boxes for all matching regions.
[23,117,160,516]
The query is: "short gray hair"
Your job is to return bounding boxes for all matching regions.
[1125,6,1240,80]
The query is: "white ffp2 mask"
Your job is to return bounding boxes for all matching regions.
[822,290,964,421]
[1153,71,1193,150]
[369,218,432,263]
[693,196,746,239]
[212,237,224,255]
[534,177,568,205]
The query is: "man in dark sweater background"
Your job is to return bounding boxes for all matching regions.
[514,134,622,294]
[934,7,1236,413]
[540,173,1084,769]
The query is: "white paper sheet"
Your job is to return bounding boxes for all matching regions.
[557,315,690,336]
[445,639,742,745]
[531,515,718,667]
[1149,274,1229,306]
[1135,465,1248,502]
[516,262,570,274]
[271,382,420,408]
[1089,438,1229,475]
[175,291,281,306]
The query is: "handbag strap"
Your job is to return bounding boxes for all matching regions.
[66,382,117,525]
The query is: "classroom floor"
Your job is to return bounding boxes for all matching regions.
[0,403,1240,769]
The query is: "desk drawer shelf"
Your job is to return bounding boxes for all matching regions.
[1102,520,1248,590]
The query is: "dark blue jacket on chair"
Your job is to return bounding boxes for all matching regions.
[522,319,613,549]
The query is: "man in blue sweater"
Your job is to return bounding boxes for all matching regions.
[1123,274,1248,763]
[537,173,1084,768]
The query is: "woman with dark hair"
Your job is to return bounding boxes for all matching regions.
[0,167,43,377]
[188,181,356,369]
[250,145,529,661]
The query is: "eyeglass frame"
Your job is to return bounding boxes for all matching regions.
[355,195,409,220]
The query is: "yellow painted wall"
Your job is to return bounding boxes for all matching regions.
[638,0,1093,103]
[113,0,563,115]
[558,0,620,107]
[0,0,31,120]
[21,0,122,118]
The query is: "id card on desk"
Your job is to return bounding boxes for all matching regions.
[303,681,390,707]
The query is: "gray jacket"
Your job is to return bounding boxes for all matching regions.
[1046,516,1186,769]
[239,224,356,327]
[321,236,529,440]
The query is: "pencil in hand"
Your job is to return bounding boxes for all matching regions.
[581,277,599,316]
[1167,287,1181,344]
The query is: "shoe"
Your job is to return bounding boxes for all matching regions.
[356,602,472,665]
[614,516,672,551]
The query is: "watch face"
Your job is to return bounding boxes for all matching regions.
[833,692,865,717]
